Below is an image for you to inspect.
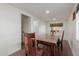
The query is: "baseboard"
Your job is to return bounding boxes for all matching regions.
[71,49,76,56]
[68,40,76,56]
[8,48,21,56]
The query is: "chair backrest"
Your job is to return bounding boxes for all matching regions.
[61,31,64,43]
[24,33,36,55]
[26,33,35,38]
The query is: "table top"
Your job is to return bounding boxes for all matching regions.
[31,36,58,44]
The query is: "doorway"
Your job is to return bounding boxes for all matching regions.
[21,14,31,49]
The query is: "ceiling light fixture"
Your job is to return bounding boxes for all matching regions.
[45,10,50,14]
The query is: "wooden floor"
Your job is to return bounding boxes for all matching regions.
[10,40,73,56]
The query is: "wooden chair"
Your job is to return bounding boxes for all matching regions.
[24,33,44,56]
[61,31,64,51]
[25,33,45,49]
[57,31,64,51]
[25,33,35,47]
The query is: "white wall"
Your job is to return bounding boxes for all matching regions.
[38,20,46,39]
[66,13,76,55]
[0,4,21,55]
[0,4,47,55]
[31,17,46,39]
[74,11,79,55]
[65,4,79,56]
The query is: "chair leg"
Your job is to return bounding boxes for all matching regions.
[57,46,60,55]
[53,45,56,56]
[61,43,63,51]
[25,53,27,56]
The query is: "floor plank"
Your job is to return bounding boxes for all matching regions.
[10,40,73,56]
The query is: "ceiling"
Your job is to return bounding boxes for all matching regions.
[10,3,75,21]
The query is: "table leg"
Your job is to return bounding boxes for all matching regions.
[53,45,55,56]
[50,44,55,56]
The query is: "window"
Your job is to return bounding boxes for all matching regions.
[76,12,79,40]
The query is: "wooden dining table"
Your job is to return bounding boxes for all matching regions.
[32,36,58,56]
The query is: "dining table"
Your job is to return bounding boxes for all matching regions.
[31,36,58,56]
